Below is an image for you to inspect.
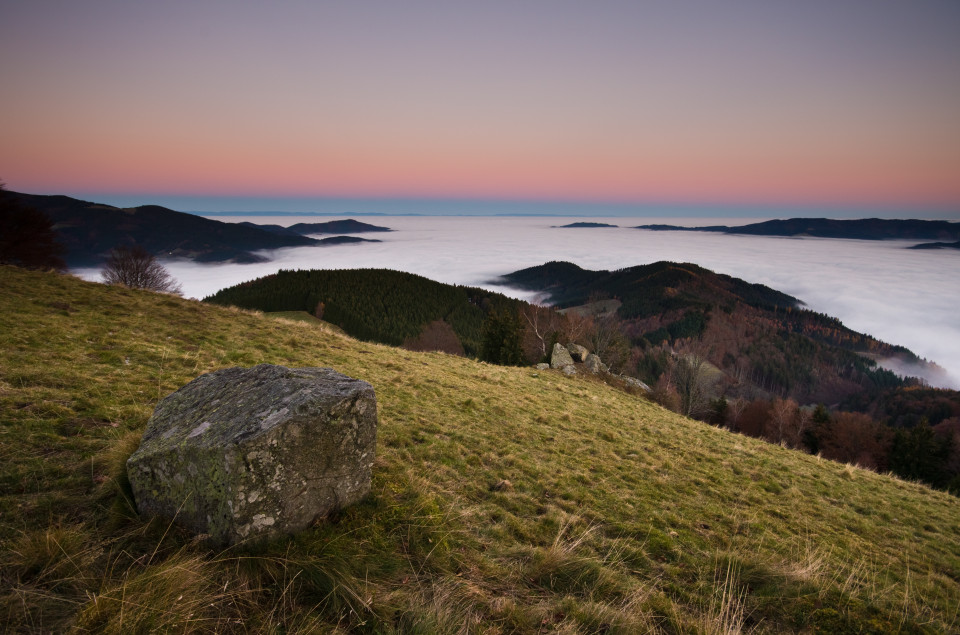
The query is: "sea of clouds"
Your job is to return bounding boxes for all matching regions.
[74,216,960,388]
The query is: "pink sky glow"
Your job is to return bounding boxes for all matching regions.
[2,1,959,210]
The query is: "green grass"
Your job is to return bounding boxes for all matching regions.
[266,310,346,334]
[1,265,959,633]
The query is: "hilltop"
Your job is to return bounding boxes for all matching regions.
[2,266,959,632]
[7,191,393,267]
[8,191,322,266]
[501,261,921,405]
[204,268,525,356]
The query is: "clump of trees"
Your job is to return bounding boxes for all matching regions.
[205,268,525,355]
[403,320,465,356]
[101,245,182,294]
[0,182,66,271]
[480,309,524,365]
[699,393,960,494]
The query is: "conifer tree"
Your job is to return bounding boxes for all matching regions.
[480,308,524,366]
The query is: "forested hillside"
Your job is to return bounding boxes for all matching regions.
[204,268,524,356]
[502,261,915,403]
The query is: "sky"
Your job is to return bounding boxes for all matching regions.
[2,1,960,214]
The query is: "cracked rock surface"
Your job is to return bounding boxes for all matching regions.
[127,364,377,545]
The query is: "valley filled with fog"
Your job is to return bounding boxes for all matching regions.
[75,216,960,388]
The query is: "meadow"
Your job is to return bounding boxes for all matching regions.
[2,266,959,633]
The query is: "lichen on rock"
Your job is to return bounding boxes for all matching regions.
[126,364,377,545]
[550,342,574,369]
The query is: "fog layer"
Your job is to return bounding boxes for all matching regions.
[75,216,960,388]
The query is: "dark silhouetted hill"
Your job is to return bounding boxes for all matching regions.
[238,219,392,236]
[637,217,960,241]
[554,222,619,228]
[9,191,320,266]
[909,240,960,250]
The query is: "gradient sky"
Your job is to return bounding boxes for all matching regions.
[2,1,959,212]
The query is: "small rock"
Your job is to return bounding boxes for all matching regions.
[491,479,513,492]
[562,365,577,376]
[621,375,652,392]
[535,363,550,371]
[566,343,589,362]
[550,343,574,369]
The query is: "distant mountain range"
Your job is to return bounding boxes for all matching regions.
[8,191,390,267]
[636,217,960,245]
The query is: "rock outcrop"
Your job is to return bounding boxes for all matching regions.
[127,364,377,545]
[549,342,613,376]
[620,375,652,392]
[584,353,608,374]
[567,343,589,363]
[550,343,574,369]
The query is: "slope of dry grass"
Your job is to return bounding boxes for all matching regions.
[1,266,958,633]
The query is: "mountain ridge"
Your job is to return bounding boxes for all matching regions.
[9,191,320,266]
[636,217,960,243]
[7,191,392,267]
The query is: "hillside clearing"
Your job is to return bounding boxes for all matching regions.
[1,266,958,633]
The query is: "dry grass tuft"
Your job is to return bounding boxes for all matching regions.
[75,550,251,633]
[698,559,754,635]
[6,524,101,591]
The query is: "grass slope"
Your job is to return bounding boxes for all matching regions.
[1,266,959,633]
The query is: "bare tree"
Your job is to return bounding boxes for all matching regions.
[560,310,592,347]
[521,303,554,360]
[726,397,748,430]
[403,319,465,356]
[101,245,182,294]
[591,312,620,360]
[521,303,571,361]
[671,349,717,419]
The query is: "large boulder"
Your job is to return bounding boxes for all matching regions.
[584,353,608,374]
[550,342,574,369]
[567,343,589,363]
[126,364,377,545]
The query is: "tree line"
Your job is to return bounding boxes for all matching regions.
[204,269,528,357]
